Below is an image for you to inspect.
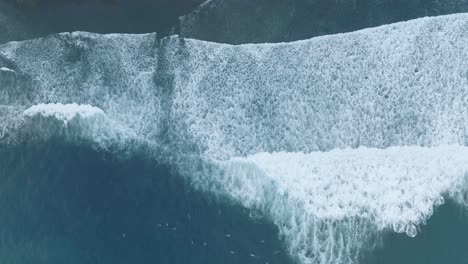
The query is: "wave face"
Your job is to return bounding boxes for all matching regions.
[1,14,468,263]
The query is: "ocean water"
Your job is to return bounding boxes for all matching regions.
[177,0,468,44]
[0,140,292,264]
[2,141,468,264]
[1,13,468,264]
[368,201,468,264]
[2,140,468,264]
[0,0,205,44]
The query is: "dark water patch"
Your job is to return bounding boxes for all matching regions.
[177,0,468,44]
[363,200,468,264]
[0,0,205,44]
[0,140,293,264]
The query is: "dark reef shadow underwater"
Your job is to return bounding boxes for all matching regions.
[0,139,468,264]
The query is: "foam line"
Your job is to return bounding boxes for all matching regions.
[0,67,14,73]
[23,103,105,125]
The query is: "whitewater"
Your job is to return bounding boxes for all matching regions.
[1,13,468,264]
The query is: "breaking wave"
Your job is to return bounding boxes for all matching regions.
[1,14,468,264]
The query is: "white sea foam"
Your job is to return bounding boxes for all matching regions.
[1,14,468,264]
[0,67,14,73]
[168,14,468,159]
[195,145,468,263]
[23,103,105,124]
[18,103,141,152]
